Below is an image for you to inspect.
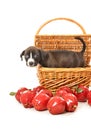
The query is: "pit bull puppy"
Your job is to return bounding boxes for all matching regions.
[20,37,86,68]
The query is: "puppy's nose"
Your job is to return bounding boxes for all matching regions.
[29,62,34,66]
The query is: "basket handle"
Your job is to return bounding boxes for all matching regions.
[36,17,86,35]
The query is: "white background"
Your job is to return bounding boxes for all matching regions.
[0,0,91,129]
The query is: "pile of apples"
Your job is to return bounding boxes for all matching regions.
[10,84,91,115]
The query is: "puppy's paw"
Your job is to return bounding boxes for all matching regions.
[37,64,41,70]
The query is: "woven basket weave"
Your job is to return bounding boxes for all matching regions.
[34,17,91,92]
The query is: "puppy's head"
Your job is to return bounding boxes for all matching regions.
[20,46,41,67]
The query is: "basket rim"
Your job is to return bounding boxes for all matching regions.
[35,34,91,36]
[38,67,91,72]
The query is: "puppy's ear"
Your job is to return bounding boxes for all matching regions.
[20,50,25,61]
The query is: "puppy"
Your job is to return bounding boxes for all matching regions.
[20,37,86,68]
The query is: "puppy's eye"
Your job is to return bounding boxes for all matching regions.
[34,54,38,59]
[25,55,29,59]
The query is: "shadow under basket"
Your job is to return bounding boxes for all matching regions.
[35,17,91,92]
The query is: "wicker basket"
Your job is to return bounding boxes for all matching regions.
[34,17,91,92]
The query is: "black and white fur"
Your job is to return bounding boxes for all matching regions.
[20,37,86,68]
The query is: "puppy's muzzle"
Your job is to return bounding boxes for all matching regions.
[29,61,35,67]
[26,60,37,67]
